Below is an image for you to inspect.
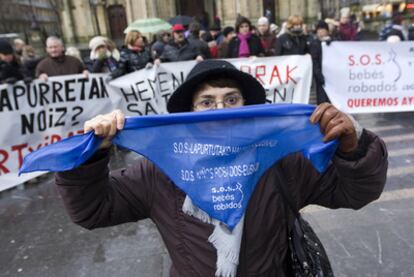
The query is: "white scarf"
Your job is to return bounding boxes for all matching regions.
[182,196,245,277]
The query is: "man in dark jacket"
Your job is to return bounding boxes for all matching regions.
[310,21,332,104]
[187,22,211,59]
[160,24,204,62]
[55,60,387,276]
[0,39,25,84]
[35,36,88,81]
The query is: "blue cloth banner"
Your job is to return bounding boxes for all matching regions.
[20,104,338,230]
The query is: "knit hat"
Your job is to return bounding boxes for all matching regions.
[167,60,266,113]
[257,17,269,25]
[0,40,14,55]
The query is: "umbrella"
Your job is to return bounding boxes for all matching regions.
[168,15,194,26]
[124,18,171,34]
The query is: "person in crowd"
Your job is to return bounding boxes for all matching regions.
[65,46,83,62]
[0,39,25,84]
[13,38,25,62]
[160,24,204,62]
[350,14,364,41]
[151,30,171,59]
[188,22,211,59]
[408,18,414,41]
[55,59,387,276]
[35,36,88,81]
[87,36,119,73]
[200,31,218,59]
[310,21,332,104]
[325,17,341,41]
[270,23,279,36]
[217,26,235,58]
[210,17,224,45]
[226,16,264,58]
[256,17,277,56]
[21,45,42,79]
[338,14,358,41]
[380,15,405,41]
[110,31,153,79]
[275,15,309,56]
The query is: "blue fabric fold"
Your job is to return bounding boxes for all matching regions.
[20,104,338,229]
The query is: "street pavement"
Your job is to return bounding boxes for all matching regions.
[1,111,414,277]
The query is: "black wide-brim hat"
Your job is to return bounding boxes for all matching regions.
[167,60,266,113]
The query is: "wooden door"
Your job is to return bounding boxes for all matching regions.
[107,5,127,44]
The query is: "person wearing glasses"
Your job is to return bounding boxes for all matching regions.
[55,60,387,276]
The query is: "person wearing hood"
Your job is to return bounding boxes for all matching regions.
[226,16,264,58]
[110,31,154,79]
[55,59,387,277]
[35,36,88,81]
[87,36,119,73]
[275,15,309,56]
[256,17,277,56]
[310,21,332,104]
[0,39,25,84]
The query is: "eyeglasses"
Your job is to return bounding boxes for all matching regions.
[193,94,244,111]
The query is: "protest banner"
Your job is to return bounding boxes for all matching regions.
[323,41,414,113]
[0,56,312,191]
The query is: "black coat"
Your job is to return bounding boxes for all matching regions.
[309,38,331,104]
[160,39,201,62]
[0,60,24,84]
[275,33,310,56]
[111,47,152,78]
[226,34,264,58]
[187,34,211,59]
[88,56,119,73]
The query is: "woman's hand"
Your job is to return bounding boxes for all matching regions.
[83,110,125,149]
[310,103,358,153]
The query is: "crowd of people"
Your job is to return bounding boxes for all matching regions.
[1,13,413,104]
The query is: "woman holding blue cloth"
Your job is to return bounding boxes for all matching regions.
[55,60,387,276]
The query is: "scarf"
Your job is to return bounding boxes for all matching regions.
[237,32,252,57]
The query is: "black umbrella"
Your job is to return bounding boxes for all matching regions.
[168,15,194,26]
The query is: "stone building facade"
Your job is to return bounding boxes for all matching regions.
[0,0,61,46]
[59,0,329,47]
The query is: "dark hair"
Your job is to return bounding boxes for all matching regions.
[194,77,242,96]
[201,31,214,42]
[223,26,235,37]
[315,20,329,31]
[393,14,403,25]
[189,22,201,36]
[235,16,252,33]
